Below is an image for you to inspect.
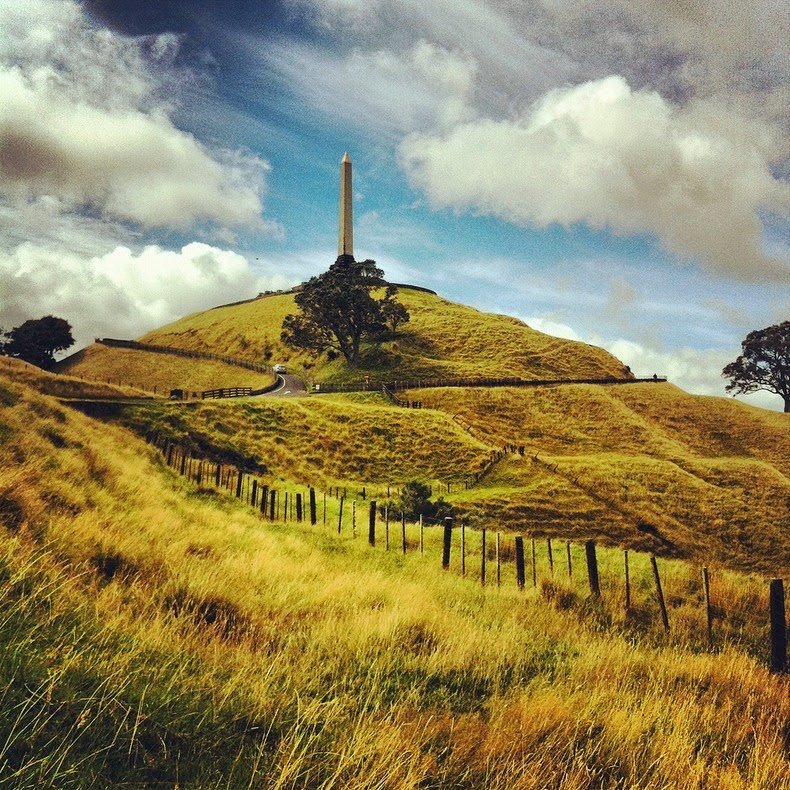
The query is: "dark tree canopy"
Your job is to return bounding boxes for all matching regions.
[722,321,789,412]
[398,480,452,521]
[281,260,409,367]
[1,316,75,370]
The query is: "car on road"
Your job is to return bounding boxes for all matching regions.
[273,364,287,374]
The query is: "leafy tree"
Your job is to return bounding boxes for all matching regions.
[380,285,410,333]
[1,316,75,370]
[722,321,789,412]
[281,259,409,367]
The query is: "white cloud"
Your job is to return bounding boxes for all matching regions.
[602,337,784,411]
[0,0,268,230]
[0,242,287,349]
[259,39,478,139]
[401,75,789,282]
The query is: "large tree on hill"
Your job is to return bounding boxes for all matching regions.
[1,316,75,370]
[722,321,789,412]
[281,259,409,367]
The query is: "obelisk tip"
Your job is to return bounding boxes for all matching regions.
[342,151,351,163]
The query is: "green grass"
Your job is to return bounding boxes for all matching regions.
[0,361,788,787]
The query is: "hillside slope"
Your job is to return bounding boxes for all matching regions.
[401,383,789,574]
[0,358,788,787]
[57,343,274,394]
[139,287,630,385]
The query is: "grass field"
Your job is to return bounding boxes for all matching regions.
[140,287,631,385]
[1,358,788,787]
[58,344,275,395]
[0,356,150,400]
[99,379,789,577]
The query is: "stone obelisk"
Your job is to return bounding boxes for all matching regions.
[336,152,355,266]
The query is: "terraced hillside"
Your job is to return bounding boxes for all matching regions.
[0,357,788,787]
[138,287,630,385]
[58,343,274,394]
[404,383,790,575]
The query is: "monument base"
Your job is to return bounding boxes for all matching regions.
[332,253,356,269]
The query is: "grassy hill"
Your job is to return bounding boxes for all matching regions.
[106,381,788,576]
[402,383,789,575]
[1,358,788,787]
[138,287,631,385]
[57,343,274,395]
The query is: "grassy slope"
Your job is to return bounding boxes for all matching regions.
[401,383,790,575]
[140,288,630,385]
[121,392,493,488]
[1,360,788,787]
[57,344,274,394]
[0,356,149,400]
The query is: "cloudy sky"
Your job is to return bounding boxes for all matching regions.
[1,0,788,408]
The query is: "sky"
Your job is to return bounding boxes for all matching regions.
[0,0,788,408]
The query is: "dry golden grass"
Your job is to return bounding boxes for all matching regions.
[0,356,148,399]
[0,364,788,787]
[58,343,274,394]
[405,383,789,575]
[140,287,630,385]
[122,392,493,488]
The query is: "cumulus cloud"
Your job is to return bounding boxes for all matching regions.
[0,0,268,229]
[0,242,287,350]
[401,75,789,282]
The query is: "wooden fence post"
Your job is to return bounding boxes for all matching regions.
[531,537,537,587]
[496,532,501,587]
[624,550,631,610]
[260,486,268,515]
[566,541,572,581]
[323,491,327,526]
[547,538,554,576]
[215,463,221,487]
[296,492,302,522]
[250,480,257,507]
[419,515,424,554]
[585,541,600,597]
[180,450,187,476]
[284,492,289,523]
[515,536,525,591]
[385,506,390,551]
[368,501,376,546]
[352,500,357,537]
[481,528,486,586]
[337,496,345,534]
[236,472,243,499]
[769,579,787,673]
[651,556,669,632]
[310,488,317,526]
[401,513,407,554]
[461,522,466,576]
[702,567,713,645]
[442,517,452,569]
[269,490,275,521]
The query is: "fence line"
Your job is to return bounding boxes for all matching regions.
[96,338,273,374]
[316,375,667,396]
[145,431,787,674]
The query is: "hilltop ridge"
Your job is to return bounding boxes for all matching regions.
[60,286,630,388]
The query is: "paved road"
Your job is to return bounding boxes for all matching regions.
[259,374,307,397]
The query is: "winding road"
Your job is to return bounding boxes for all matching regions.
[260,374,307,398]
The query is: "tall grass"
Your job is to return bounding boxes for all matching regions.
[1,362,788,786]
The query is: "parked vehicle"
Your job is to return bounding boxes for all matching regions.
[273,364,287,374]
